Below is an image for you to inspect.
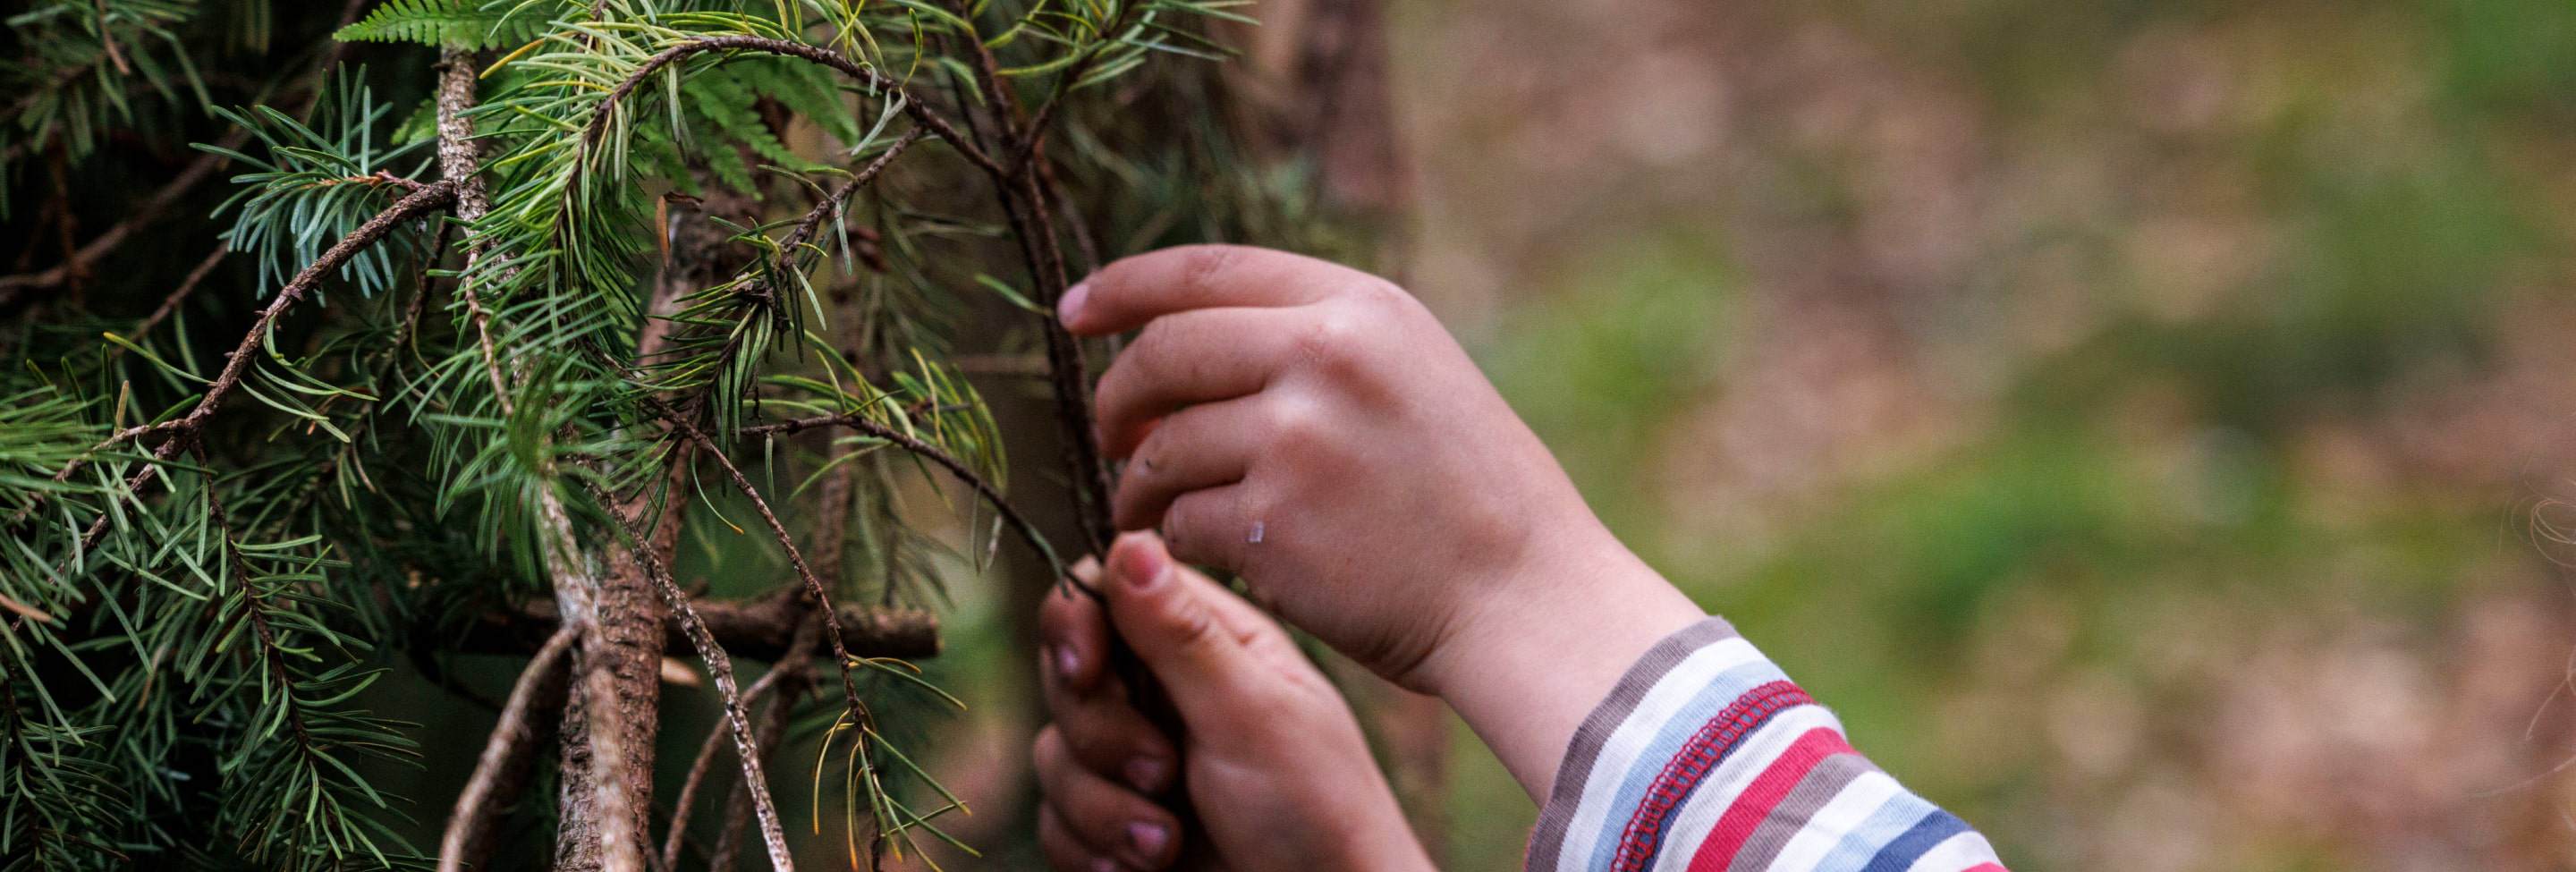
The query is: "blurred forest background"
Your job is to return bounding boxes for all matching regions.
[1398,0,2576,869]
[190,0,2576,869]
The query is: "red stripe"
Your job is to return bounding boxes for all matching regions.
[1606,682,1813,871]
[1683,727,1855,872]
[1962,864,2008,872]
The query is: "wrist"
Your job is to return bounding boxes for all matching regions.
[1413,529,1704,800]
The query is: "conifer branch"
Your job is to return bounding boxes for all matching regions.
[19,180,460,546]
[452,597,938,661]
[949,14,1117,549]
[590,36,1002,179]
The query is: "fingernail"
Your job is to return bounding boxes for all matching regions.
[1114,537,1168,592]
[1058,281,1091,324]
[1126,822,1170,860]
[1124,758,1169,793]
[1054,644,1081,680]
[1126,550,1167,591]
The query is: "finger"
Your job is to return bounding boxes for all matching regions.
[1059,245,1376,335]
[1040,557,1111,693]
[1039,804,1123,872]
[1157,485,1262,578]
[1099,531,1291,728]
[1092,306,1299,459]
[1036,726,1182,869]
[1038,639,1181,795]
[1110,397,1269,532]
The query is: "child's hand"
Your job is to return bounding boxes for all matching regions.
[1033,532,1431,872]
[1062,246,1703,795]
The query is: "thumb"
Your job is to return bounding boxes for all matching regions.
[1099,531,1275,725]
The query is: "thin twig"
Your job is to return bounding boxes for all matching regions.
[741,411,1075,592]
[662,622,811,871]
[129,245,232,343]
[946,13,1117,549]
[440,625,580,872]
[0,147,229,304]
[708,616,820,872]
[654,404,865,715]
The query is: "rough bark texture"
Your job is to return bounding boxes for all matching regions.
[555,471,686,872]
[557,180,756,869]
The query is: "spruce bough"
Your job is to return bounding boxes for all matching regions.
[0,0,1301,868]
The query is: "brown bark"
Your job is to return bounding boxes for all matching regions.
[557,177,757,870]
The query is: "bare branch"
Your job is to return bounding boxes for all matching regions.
[129,245,231,343]
[664,615,817,871]
[441,626,579,872]
[436,50,519,415]
[0,148,226,304]
[708,618,820,872]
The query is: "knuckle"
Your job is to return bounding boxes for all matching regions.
[1179,245,1241,297]
[1265,395,1326,453]
[1131,316,1177,356]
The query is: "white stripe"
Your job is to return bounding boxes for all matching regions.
[1647,706,1844,872]
[1767,770,1904,872]
[1555,637,1765,868]
[1903,831,2002,872]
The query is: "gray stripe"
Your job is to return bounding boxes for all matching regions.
[1524,615,1737,871]
[1727,751,1875,872]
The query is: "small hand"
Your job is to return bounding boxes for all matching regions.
[1060,246,1703,796]
[1033,532,1432,872]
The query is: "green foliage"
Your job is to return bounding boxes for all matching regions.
[333,0,556,51]
[4,0,1272,866]
[201,72,434,301]
[1,0,207,208]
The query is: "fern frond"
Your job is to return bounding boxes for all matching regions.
[332,0,552,50]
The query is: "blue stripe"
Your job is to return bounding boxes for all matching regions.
[1857,809,1970,872]
[1814,792,1936,872]
[1580,658,1791,871]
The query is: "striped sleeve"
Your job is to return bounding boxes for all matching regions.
[1524,616,2006,872]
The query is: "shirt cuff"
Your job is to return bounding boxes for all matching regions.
[1522,615,2005,872]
